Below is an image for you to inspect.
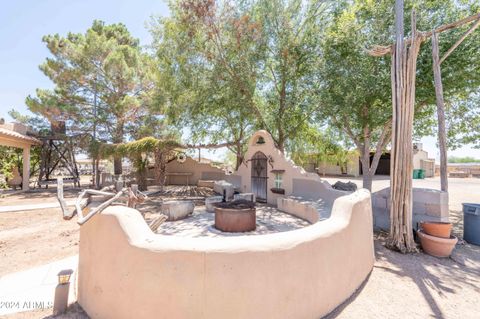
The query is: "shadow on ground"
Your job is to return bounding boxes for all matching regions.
[325,227,480,319]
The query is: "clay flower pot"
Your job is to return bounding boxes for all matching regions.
[417,230,457,258]
[420,221,452,238]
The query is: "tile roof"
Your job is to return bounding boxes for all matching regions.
[0,127,41,145]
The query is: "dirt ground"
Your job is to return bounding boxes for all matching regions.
[0,188,80,206]
[0,207,79,277]
[326,234,480,318]
[1,187,479,318]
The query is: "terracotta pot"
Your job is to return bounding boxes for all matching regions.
[420,221,452,238]
[417,230,457,258]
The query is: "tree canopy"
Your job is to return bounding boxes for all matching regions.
[313,0,480,189]
[26,20,159,173]
[17,0,480,188]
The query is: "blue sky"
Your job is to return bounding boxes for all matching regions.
[0,0,168,119]
[0,0,478,162]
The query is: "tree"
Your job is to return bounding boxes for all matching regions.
[288,127,341,176]
[315,0,393,190]
[316,0,480,191]
[253,0,329,151]
[445,92,480,149]
[152,0,329,159]
[27,20,157,175]
[151,0,260,168]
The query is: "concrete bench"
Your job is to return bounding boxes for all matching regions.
[277,196,332,224]
[161,200,195,221]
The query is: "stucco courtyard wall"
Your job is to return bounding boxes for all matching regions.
[231,130,347,205]
[78,189,374,319]
[148,156,226,186]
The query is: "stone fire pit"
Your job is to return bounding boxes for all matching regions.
[214,200,256,232]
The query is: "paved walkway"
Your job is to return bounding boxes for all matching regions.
[0,255,78,315]
[0,200,76,213]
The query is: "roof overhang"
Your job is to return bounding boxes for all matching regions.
[0,128,41,149]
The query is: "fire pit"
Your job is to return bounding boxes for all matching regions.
[214,200,256,232]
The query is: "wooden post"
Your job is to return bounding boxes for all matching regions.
[22,146,30,190]
[387,1,419,253]
[367,9,480,252]
[432,31,449,193]
[115,180,123,192]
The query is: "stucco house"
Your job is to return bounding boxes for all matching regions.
[0,121,41,190]
[148,155,227,186]
[302,142,435,177]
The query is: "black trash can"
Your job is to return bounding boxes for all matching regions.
[463,203,480,245]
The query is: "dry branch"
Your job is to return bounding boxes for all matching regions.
[440,18,480,64]
[367,12,480,57]
[149,214,168,232]
[432,31,449,193]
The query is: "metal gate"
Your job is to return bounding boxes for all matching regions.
[251,151,268,202]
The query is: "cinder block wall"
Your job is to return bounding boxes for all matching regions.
[371,187,449,231]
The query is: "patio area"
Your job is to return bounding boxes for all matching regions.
[144,204,310,237]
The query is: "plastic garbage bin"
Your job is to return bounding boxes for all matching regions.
[463,203,480,245]
[413,169,420,179]
[418,169,425,179]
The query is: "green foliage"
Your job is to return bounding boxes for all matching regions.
[27,20,159,146]
[314,0,480,182]
[441,92,480,149]
[0,146,22,188]
[8,110,50,135]
[152,0,330,154]
[95,137,182,159]
[448,156,480,163]
[288,126,359,174]
[0,146,41,189]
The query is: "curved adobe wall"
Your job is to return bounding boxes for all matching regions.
[78,190,374,319]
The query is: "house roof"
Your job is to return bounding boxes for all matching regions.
[0,127,41,146]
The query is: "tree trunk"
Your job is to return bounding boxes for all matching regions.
[362,168,373,191]
[359,141,389,191]
[234,142,244,171]
[432,32,449,193]
[276,136,285,153]
[113,122,124,175]
[154,150,168,190]
[387,2,419,253]
[94,158,100,189]
[135,162,148,191]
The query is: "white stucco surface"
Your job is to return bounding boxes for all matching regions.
[232,130,348,205]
